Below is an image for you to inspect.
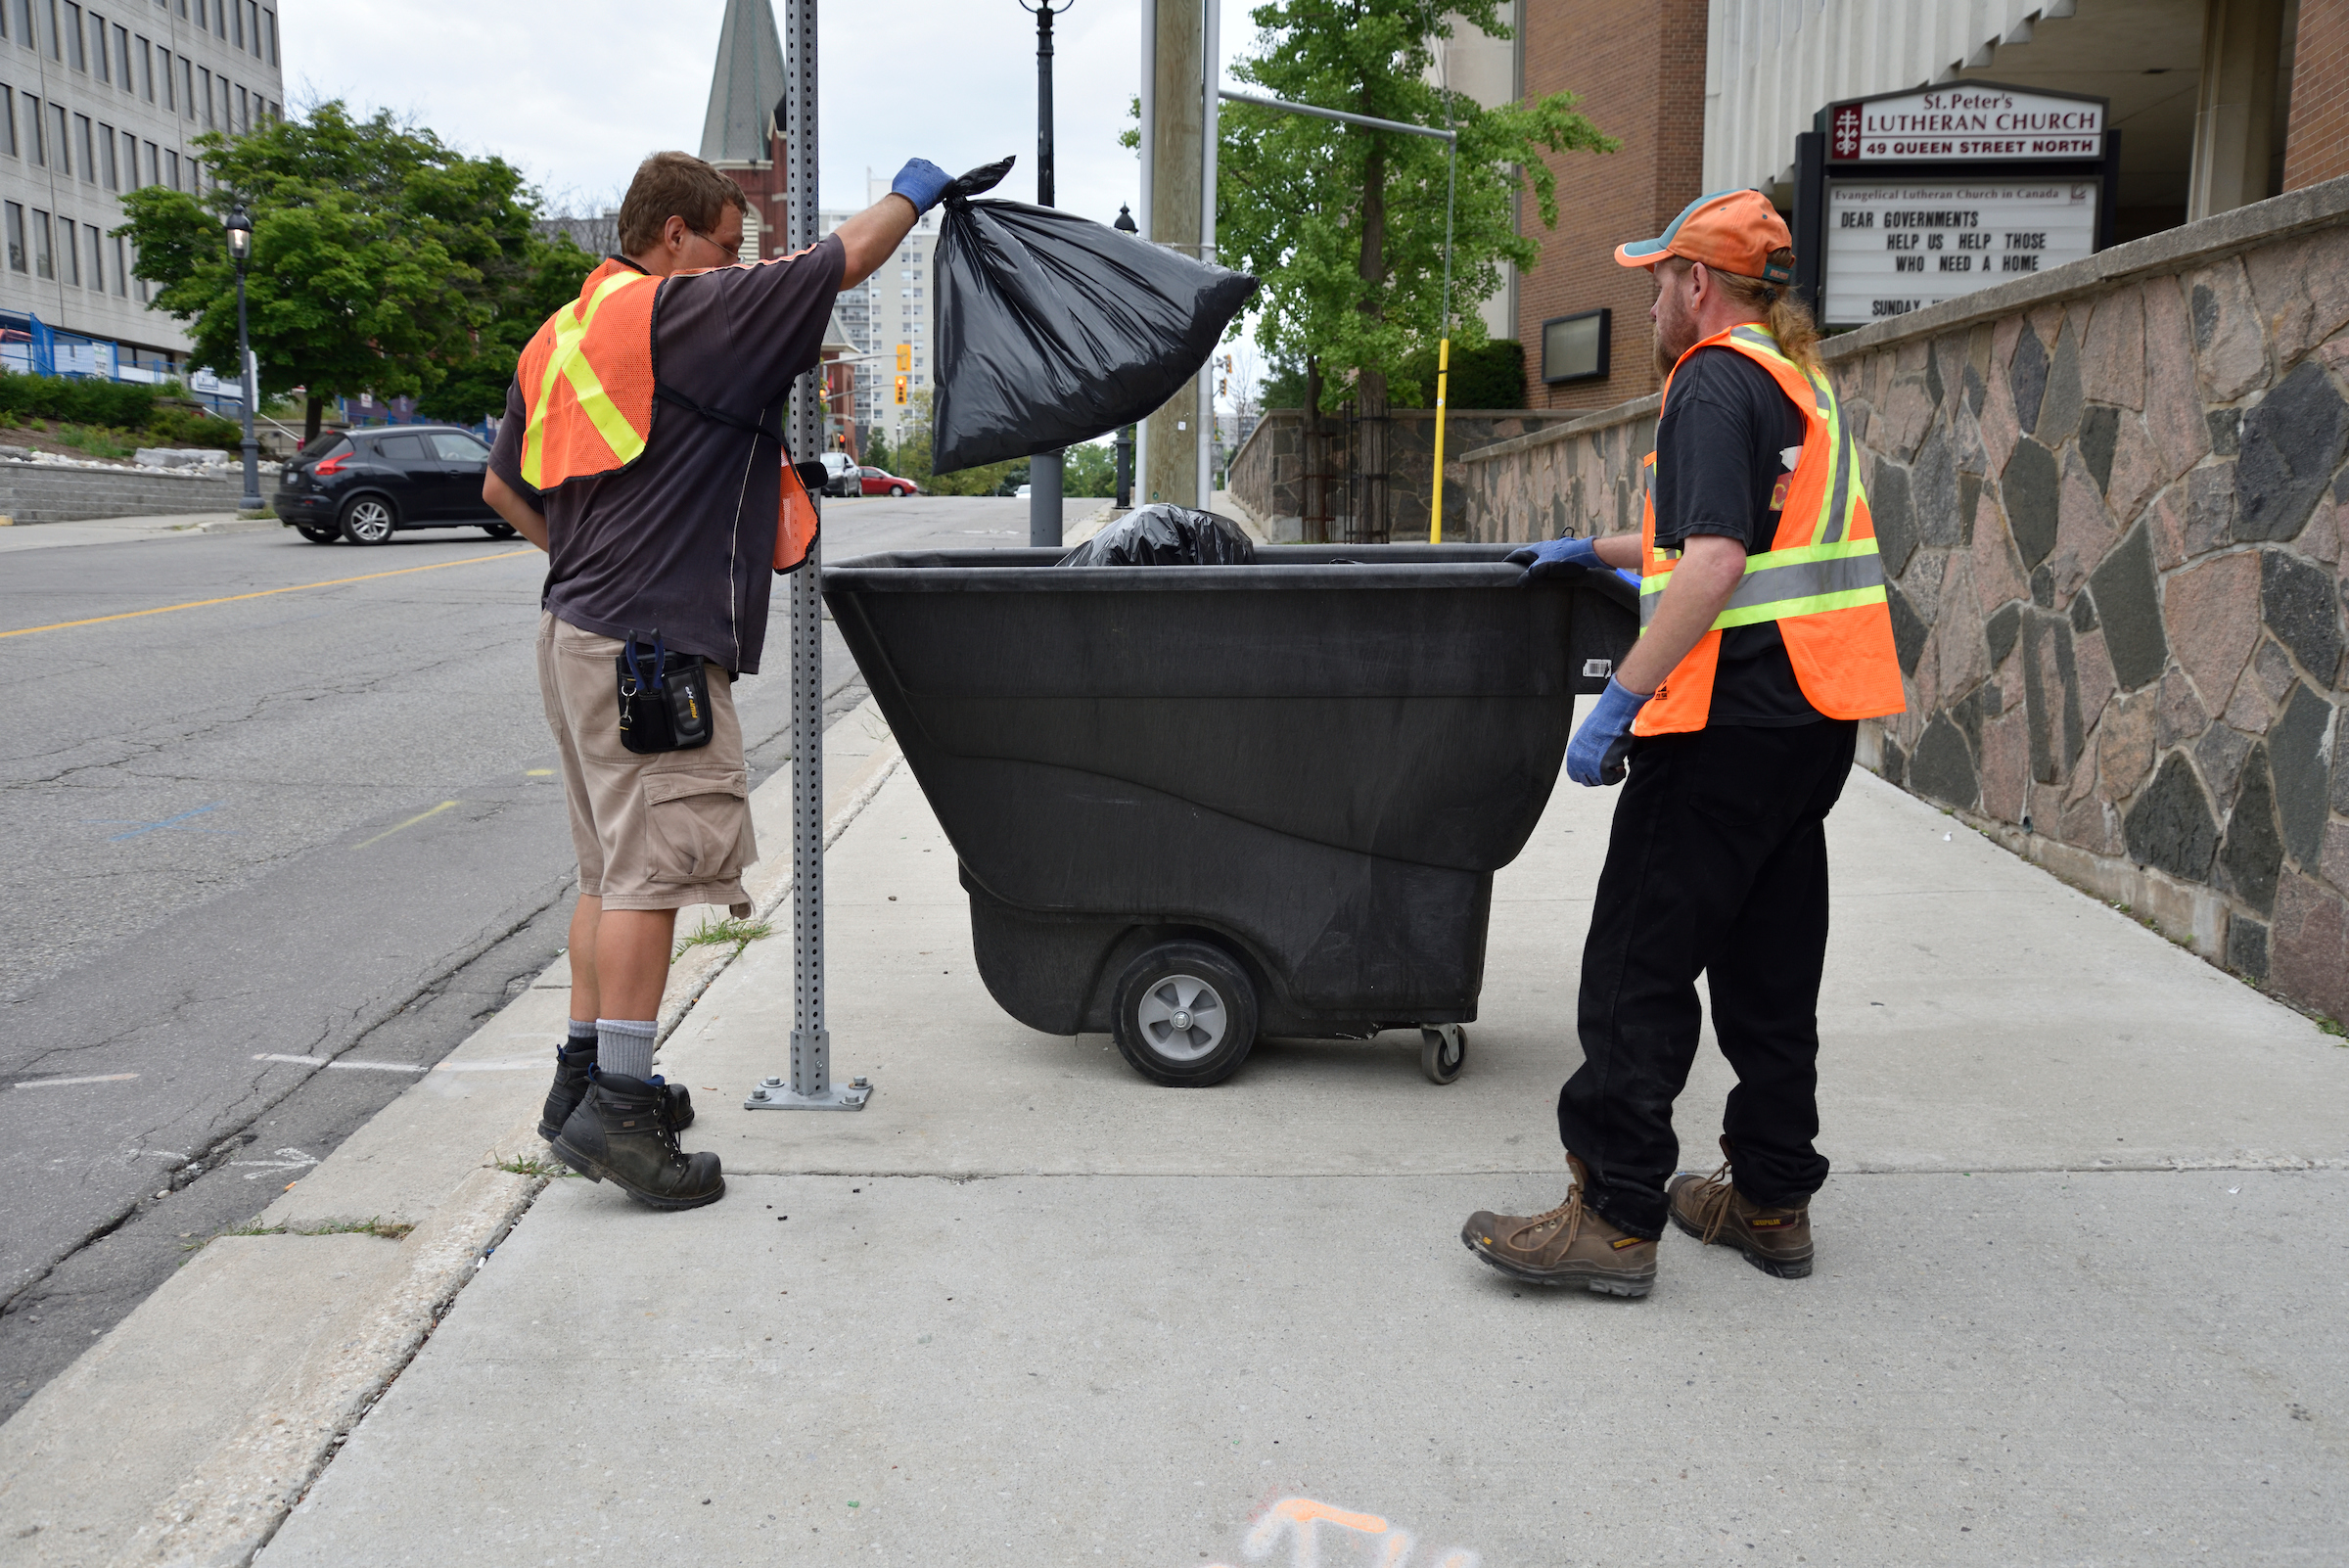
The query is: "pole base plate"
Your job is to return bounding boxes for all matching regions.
[743,1076,871,1111]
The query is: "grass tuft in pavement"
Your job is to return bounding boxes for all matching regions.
[673,914,773,960]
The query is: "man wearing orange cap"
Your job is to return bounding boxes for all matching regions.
[1462,190,1904,1298]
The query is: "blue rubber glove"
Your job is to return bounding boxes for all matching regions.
[1567,677,1650,787]
[890,159,954,215]
[1505,534,1602,580]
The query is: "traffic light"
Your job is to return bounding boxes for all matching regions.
[896,343,911,373]
[894,375,908,405]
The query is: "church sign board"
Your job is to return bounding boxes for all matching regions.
[1792,82,2116,331]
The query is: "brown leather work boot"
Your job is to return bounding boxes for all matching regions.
[1460,1157,1656,1297]
[1667,1136,1814,1278]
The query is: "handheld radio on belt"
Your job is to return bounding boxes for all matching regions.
[615,629,714,754]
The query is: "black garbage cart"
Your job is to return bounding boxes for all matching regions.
[824,543,1639,1086]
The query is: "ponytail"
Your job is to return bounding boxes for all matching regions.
[1714,267,1823,378]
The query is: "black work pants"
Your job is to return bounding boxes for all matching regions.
[1556,718,1858,1239]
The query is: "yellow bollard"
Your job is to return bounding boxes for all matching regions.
[1428,338,1450,543]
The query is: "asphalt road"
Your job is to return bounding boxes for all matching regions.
[0,493,1087,1419]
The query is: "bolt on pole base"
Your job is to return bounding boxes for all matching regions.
[744,1071,871,1112]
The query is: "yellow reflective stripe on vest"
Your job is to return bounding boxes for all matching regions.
[521,270,651,489]
[1639,536,1887,630]
[1727,324,1860,546]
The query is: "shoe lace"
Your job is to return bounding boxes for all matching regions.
[1503,1181,1589,1254]
[1685,1159,1736,1245]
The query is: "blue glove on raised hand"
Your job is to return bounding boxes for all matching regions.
[890,159,955,215]
[1505,534,1602,580]
[1566,677,1650,787]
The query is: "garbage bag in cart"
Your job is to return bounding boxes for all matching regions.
[824,545,1640,1087]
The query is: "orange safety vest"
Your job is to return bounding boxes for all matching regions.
[515,257,817,573]
[1632,323,1906,734]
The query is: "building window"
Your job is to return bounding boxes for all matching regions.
[3,203,23,271]
[175,0,186,17]
[111,230,123,292]
[162,145,174,188]
[234,82,244,132]
[118,124,130,181]
[0,85,12,157]
[210,0,220,35]
[84,221,99,288]
[112,20,124,83]
[29,207,49,276]
[73,111,90,179]
[178,56,189,116]
[61,216,76,284]
[62,0,79,67]
[98,118,113,184]
[48,101,65,171]
[262,6,272,65]
[22,91,35,162]
[198,66,209,125]
[89,8,106,79]
[225,0,235,45]
[141,136,152,182]
[1541,309,1612,384]
[136,33,147,97]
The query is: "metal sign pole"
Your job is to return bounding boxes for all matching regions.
[748,0,868,1113]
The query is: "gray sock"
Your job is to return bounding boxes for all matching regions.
[595,1018,657,1081]
[564,1019,598,1054]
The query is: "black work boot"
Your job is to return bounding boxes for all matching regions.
[538,1041,694,1142]
[550,1069,724,1210]
[1667,1136,1814,1278]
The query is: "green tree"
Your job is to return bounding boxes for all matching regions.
[860,425,894,475]
[117,102,591,440]
[1205,0,1614,530]
[1062,439,1118,497]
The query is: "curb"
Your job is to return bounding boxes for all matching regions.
[0,699,903,1567]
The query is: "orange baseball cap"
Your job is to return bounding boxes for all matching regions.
[1615,189,1795,283]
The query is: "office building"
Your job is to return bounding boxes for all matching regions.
[0,0,285,367]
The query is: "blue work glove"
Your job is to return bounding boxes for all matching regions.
[1505,534,1602,580]
[1567,678,1650,787]
[890,159,955,215]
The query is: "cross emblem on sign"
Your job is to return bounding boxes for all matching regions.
[1832,105,1862,158]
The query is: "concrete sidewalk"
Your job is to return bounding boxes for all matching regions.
[238,757,2346,1566]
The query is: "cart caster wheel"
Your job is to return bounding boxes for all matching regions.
[1111,940,1259,1087]
[1421,1024,1467,1084]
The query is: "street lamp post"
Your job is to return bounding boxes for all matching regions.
[1018,0,1070,547]
[223,203,261,513]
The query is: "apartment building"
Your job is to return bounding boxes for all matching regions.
[0,0,284,364]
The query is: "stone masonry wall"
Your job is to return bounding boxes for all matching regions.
[1451,176,2349,1025]
[1228,408,1581,538]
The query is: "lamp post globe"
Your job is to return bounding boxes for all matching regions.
[224,203,261,511]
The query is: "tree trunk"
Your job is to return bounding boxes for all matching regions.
[303,393,323,446]
[1302,353,1326,544]
[1356,133,1390,543]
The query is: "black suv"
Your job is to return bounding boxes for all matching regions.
[275,425,515,545]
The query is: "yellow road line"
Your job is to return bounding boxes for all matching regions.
[0,549,535,639]
[355,799,459,850]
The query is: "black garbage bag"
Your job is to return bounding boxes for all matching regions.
[932,158,1259,475]
[1057,502,1256,567]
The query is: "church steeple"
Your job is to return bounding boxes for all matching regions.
[699,0,788,165]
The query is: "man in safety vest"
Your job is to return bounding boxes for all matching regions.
[483,150,955,1210]
[1461,190,1905,1297]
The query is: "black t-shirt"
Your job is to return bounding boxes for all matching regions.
[1650,345,1822,726]
[489,236,847,674]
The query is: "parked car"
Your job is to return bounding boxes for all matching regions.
[273,425,509,544]
[853,466,920,497]
[816,450,860,496]
[1014,484,1032,499]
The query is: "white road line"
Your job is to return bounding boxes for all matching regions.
[12,1073,139,1088]
[251,1053,541,1074]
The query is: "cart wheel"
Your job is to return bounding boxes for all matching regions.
[1111,941,1258,1087]
[1421,1024,1467,1084]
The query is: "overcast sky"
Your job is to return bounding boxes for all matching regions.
[280,0,1255,228]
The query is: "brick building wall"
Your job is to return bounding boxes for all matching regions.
[1513,0,1708,411]
[2283,0,2349,191]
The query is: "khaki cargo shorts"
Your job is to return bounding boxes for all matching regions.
[537,613,758,914]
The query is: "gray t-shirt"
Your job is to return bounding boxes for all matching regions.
[490,235,847,674]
